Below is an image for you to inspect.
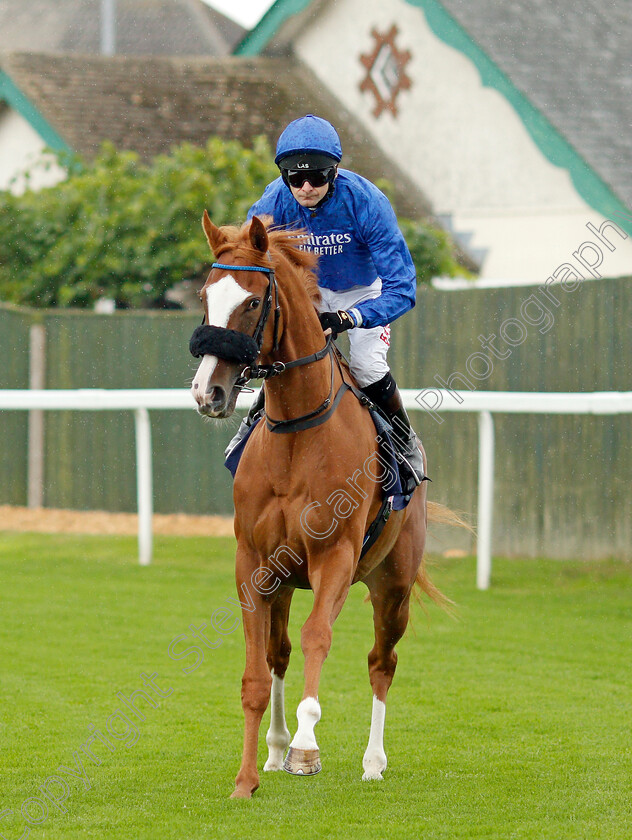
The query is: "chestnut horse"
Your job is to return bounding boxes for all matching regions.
[191,211,448,799]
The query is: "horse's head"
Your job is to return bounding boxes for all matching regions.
[190,212,280,417]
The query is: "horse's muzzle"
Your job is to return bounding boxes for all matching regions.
[196,384,229,417]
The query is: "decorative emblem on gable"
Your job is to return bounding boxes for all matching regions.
[359,24,412,118]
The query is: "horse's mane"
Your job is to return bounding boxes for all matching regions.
[213,217,321,306]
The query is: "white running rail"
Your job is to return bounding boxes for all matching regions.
[1,389,631,586]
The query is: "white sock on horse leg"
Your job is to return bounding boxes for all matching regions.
[362,695,387,780]
[289,697,321,751]
[264,671,291,771]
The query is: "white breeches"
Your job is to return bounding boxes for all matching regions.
[318,280,391,388]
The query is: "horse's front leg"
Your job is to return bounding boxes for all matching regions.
[284,547,355,776]
[231,550,272,799]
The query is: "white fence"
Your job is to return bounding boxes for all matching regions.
[1,388,631,588]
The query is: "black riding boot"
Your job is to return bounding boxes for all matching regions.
[361,372,425,490]
[224,388,265,459]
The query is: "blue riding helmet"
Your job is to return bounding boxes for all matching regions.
[275,114,342,167]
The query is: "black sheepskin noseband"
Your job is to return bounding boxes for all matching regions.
[189,325,259,365]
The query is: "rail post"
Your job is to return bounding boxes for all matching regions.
[477,410,495,590]
[27,323,46,508]
[134,408,153,566]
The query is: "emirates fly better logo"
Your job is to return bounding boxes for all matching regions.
[360,24,412,118]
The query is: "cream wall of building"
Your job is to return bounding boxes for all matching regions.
[294,0,632,279]
[0,108,66,195]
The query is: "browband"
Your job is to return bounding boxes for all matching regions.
[210,261,280,352]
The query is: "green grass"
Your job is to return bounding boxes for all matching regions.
[0,533,630,839]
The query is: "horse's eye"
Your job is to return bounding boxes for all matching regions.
[248,298,261,310]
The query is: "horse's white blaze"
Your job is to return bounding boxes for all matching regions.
[362,696,387,781]
[191,353,218,402]
[263,671,291,772]
[289,696,321,751]
[205,275,251,328]
[191,275,250,402]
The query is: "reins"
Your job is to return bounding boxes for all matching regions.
[240,332,333,383]
[264,337,346,434]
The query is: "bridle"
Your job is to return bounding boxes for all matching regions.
[189,260,354,433]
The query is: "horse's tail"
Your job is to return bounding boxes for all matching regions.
[427,499,472,531]
[412,501,474,615]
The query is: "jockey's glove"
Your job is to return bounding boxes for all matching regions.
[318,309,357,336]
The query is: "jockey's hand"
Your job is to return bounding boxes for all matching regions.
[318,310,356,336]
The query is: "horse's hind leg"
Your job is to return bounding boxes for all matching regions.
[362,564,412,780]
[264,586,294,771]
[361,497,426,780]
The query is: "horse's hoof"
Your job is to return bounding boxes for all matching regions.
[264,742,289,771]
[283,747,321,776]
[230,778,259,799]
[263,754,284,772]
[362,750,387,781]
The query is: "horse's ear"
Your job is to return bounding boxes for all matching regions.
[202,210,227,254]
[249,216,269,254]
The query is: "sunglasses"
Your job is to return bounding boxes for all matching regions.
[286,167,336,189]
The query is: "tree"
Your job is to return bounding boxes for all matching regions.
[0,139,466,309]
[398,217,467,284]
[0,137,278,308]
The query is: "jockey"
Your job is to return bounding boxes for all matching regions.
[226,114,424,487]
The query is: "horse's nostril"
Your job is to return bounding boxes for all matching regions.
[208,385,225,407]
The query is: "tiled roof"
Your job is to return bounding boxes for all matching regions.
[422,0,632,211]
[0,0,245,57]
[0,51,437,226]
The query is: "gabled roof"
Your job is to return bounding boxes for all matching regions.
[0,0,245,57]
[0,52,450,236]
[236,0,632,232]
[438,0,632,218]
